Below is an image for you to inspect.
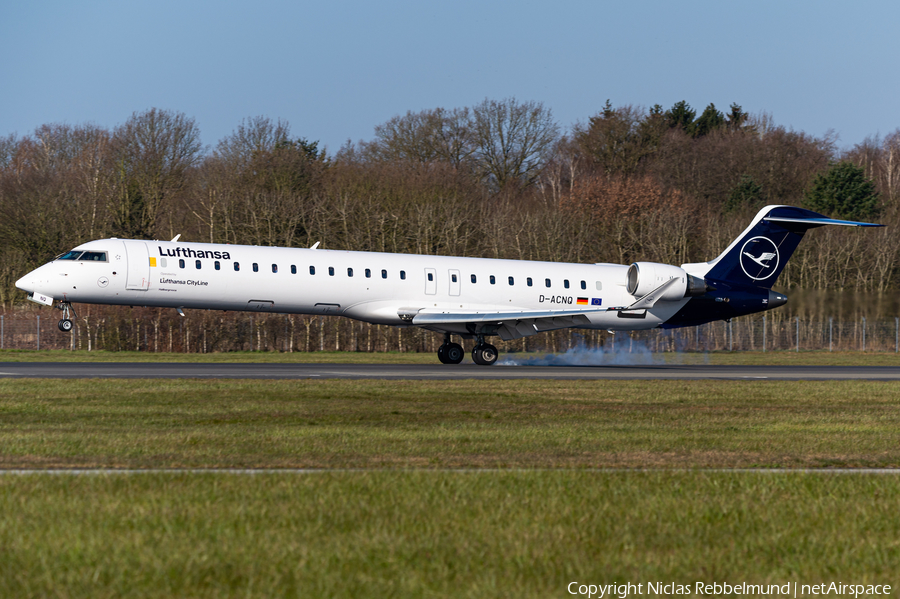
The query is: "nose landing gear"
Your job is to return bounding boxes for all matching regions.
[56,301,76,332]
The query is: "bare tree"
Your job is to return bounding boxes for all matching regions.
[214,116,291,169]
[469,98,559,191]
[110,108,203,239]
[573,102,664,176]
[366,107,475,171]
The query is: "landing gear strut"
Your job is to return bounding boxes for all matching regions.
[471,334,498,366]
[437,333,464,365]
[56,301,76,332]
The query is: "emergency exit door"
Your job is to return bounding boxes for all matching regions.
[123,240,150,290]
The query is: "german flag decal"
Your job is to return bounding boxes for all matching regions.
[576,297,589,305]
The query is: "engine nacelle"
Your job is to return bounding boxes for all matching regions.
[626,262,708,300]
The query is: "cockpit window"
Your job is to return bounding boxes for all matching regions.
[57,250,107,261]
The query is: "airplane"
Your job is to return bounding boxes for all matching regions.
[15,205,882,365]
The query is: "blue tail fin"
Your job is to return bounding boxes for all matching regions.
[695,205,882,289]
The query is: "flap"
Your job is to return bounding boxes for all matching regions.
[410,307,605,325]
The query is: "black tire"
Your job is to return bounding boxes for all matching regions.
[472,344,496,366]
[479,343,498,365]
[437,344,450,364]
[445,343,464,364]
[58,319,73,332]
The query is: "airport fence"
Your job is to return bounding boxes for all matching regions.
[0,306,898,354]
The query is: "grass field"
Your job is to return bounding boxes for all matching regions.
[2,379,899,469]
[2,378,898,596]
[4,347,900,365]
[1,472,897,598]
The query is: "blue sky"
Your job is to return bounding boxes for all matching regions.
[2,0,898,154]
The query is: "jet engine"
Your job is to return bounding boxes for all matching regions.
[626,262,708,300]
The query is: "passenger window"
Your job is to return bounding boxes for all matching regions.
[400,270,406,280]
[195,260,202,270]
[160,258,168,268]
[596,281,602,290]
[272,264,278,273]
[329,267,335,276]
[365,268,371,278]
[179,259,185,269]
[545,278,551,288]
[309,266,315,275]
[214,261,220,271]
[382,269,387,279]
[508,276,514,286]
[490,275,496,285]
[252,263,259,272]
[427,273,433,282]
[452,274,458,283]
[527,277,533,287]
[471,274,477,284]
[234,262,240,271]
[581,280,586,290]
[291,265,296,274]
[348,268,353,277]
[564,279,570,289]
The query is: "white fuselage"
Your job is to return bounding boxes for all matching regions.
[17,238,688,332]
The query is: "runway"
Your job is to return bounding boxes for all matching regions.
[1,362,899,380]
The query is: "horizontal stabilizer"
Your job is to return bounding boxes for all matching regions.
[691,205,884,289]
[763,216,884,228]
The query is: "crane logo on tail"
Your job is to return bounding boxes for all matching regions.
[740,236,779,281]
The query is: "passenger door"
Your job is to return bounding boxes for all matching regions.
[425,268,437,295]
[123,240,150,290]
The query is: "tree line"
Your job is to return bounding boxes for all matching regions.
[2,99,899,312]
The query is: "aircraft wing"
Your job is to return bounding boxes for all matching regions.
[405,307,606,340]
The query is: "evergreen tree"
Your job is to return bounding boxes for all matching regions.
[726,103,750,131]
[665,101,696,134]
[804,161,880,220]
[693,103,725,137]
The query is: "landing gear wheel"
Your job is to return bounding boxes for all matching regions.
[56,302,77,332]
[437,342,464,364]
[472,343,498,366]
[444,343,464,364]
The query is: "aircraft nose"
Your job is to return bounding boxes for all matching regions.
[15,274,33,293]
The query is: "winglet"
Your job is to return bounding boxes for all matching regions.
[171,234,181,242]
[310,241,320,250]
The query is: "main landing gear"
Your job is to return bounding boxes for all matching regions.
[436,333,498,366]
[437,333,465,364]
[471,334,498,366]
[56,301,76,332]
